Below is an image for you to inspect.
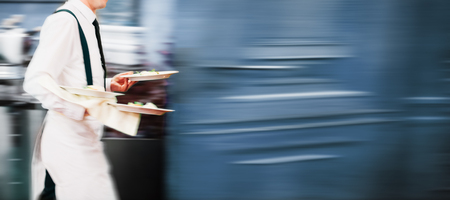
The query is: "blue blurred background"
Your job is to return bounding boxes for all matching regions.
[1,0,450,199]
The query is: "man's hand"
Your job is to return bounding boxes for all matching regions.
[110,71,137,92]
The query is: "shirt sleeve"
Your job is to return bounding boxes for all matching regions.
[23,13,85,121]
[105,78,112,92]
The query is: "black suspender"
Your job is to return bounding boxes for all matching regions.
[54,9,94,86]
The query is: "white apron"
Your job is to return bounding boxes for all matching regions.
[32,110,119,200]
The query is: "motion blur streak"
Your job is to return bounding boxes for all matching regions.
[167,0,450,200]
[2,0,450,200]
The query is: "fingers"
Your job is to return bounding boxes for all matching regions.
[111,71,138,92]
[115,71,134,80]
[128,80,138,86]
[113,71,134,80]
[115,82,127,92]
[121,84,128,91]
[117,71,134,76]
[125,80,137,91]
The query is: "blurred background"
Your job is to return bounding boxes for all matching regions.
[1,0,450,199]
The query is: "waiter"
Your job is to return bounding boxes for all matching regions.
[23,0,136,199]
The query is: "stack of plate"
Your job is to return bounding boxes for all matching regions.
[60,70,178,115]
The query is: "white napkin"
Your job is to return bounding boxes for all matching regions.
[38,75,140,136]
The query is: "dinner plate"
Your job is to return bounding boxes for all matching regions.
[121,71,179,81]
[61,86,124,98]
[108,103,174,115]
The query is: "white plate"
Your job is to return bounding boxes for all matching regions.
[108,103,174,115]
[121,71,179,81]
[61,86,124,98]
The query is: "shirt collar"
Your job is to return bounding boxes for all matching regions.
[69,0,97,23]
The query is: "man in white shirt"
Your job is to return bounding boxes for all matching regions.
[24,0,135,199]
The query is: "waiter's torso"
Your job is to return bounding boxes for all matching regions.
[46,0,104,88]
[39,0,105,131]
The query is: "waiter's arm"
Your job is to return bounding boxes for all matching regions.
[24,13,86,121]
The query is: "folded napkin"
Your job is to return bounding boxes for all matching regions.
[38,75,140,136]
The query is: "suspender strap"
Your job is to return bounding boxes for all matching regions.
[54,9,93,85]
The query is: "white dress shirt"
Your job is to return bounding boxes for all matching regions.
[25,1,119,199]
[24,0,111,121]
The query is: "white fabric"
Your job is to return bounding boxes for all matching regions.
[24,0,104,120]
[106,78,112,92]
[39,74,140,135]
[24,0,125,199]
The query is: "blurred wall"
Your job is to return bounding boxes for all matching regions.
[0,1,63,30]
[167,0,450,200]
